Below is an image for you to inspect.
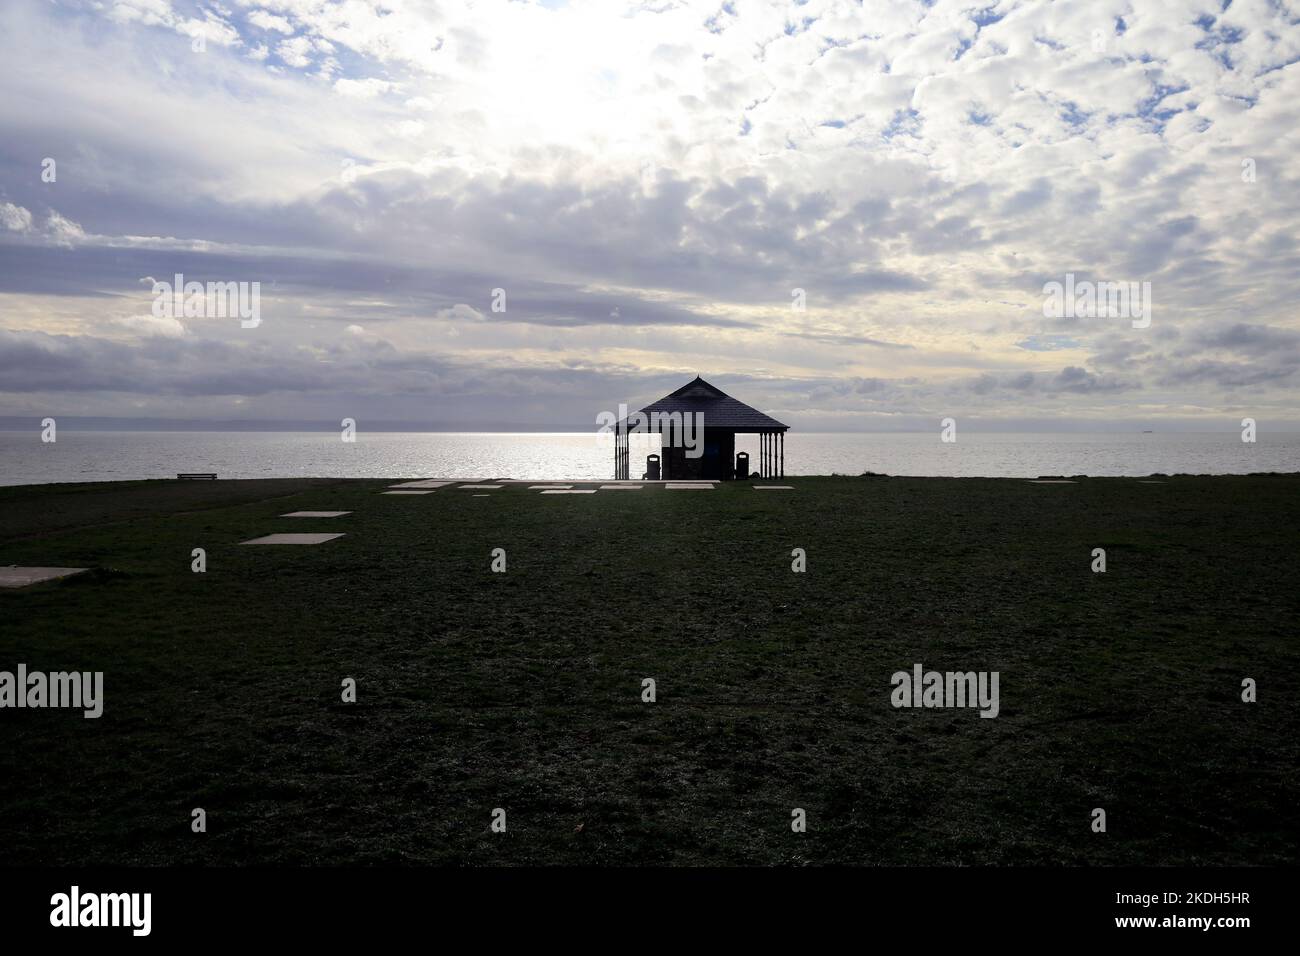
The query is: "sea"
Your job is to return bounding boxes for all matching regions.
[2,430,1297,486]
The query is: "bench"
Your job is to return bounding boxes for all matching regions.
[176,473,218,480]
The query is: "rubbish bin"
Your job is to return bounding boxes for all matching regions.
[735,452,749,480]
[646,454,661,480]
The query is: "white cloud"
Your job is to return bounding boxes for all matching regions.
[108,1,240,48]
[247,10,293,34]
[436,304,486,324]
[116,313,186,337]
[276,35,314,68]
[334,77,397,99]
[0,201,33,232]
[388,119,424,139]
[43,212,86,247]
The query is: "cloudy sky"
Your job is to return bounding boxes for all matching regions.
[1,0,1297,430]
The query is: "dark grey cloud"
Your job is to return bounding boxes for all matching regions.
[0,239,755,330]
[1156,359,1297,389]
[0,161,936,312]
[1193,322,1300,354]
[969,366,1136,396]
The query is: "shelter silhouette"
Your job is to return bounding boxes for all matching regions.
[613,376,788,480]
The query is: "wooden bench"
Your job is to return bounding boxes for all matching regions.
[176,473,218,480]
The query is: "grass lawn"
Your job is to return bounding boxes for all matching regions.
[1,475,1297,865]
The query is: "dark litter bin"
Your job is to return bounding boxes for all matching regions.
[646,454,661,480]
[735,452,749,480]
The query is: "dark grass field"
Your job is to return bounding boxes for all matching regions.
[1,475,1297,866]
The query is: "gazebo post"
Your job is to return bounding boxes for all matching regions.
[665,418,672,480]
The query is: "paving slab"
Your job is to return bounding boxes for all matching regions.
[540,489,597,494]
[280,511,352,518]
[528,484,573,489]
[381,490,435,495]
[241,533,345,545]
[458,484,504,490]
[666,483,714,490]
[753,485,795,490]
[388,480,456,489]
[0,567,89,588]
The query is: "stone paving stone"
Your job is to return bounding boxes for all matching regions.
[241,533,346,545]
[0,567,89,588]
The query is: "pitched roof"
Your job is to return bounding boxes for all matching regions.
[622,376,789,431]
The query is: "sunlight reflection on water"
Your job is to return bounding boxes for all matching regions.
[1,430,1297,485]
